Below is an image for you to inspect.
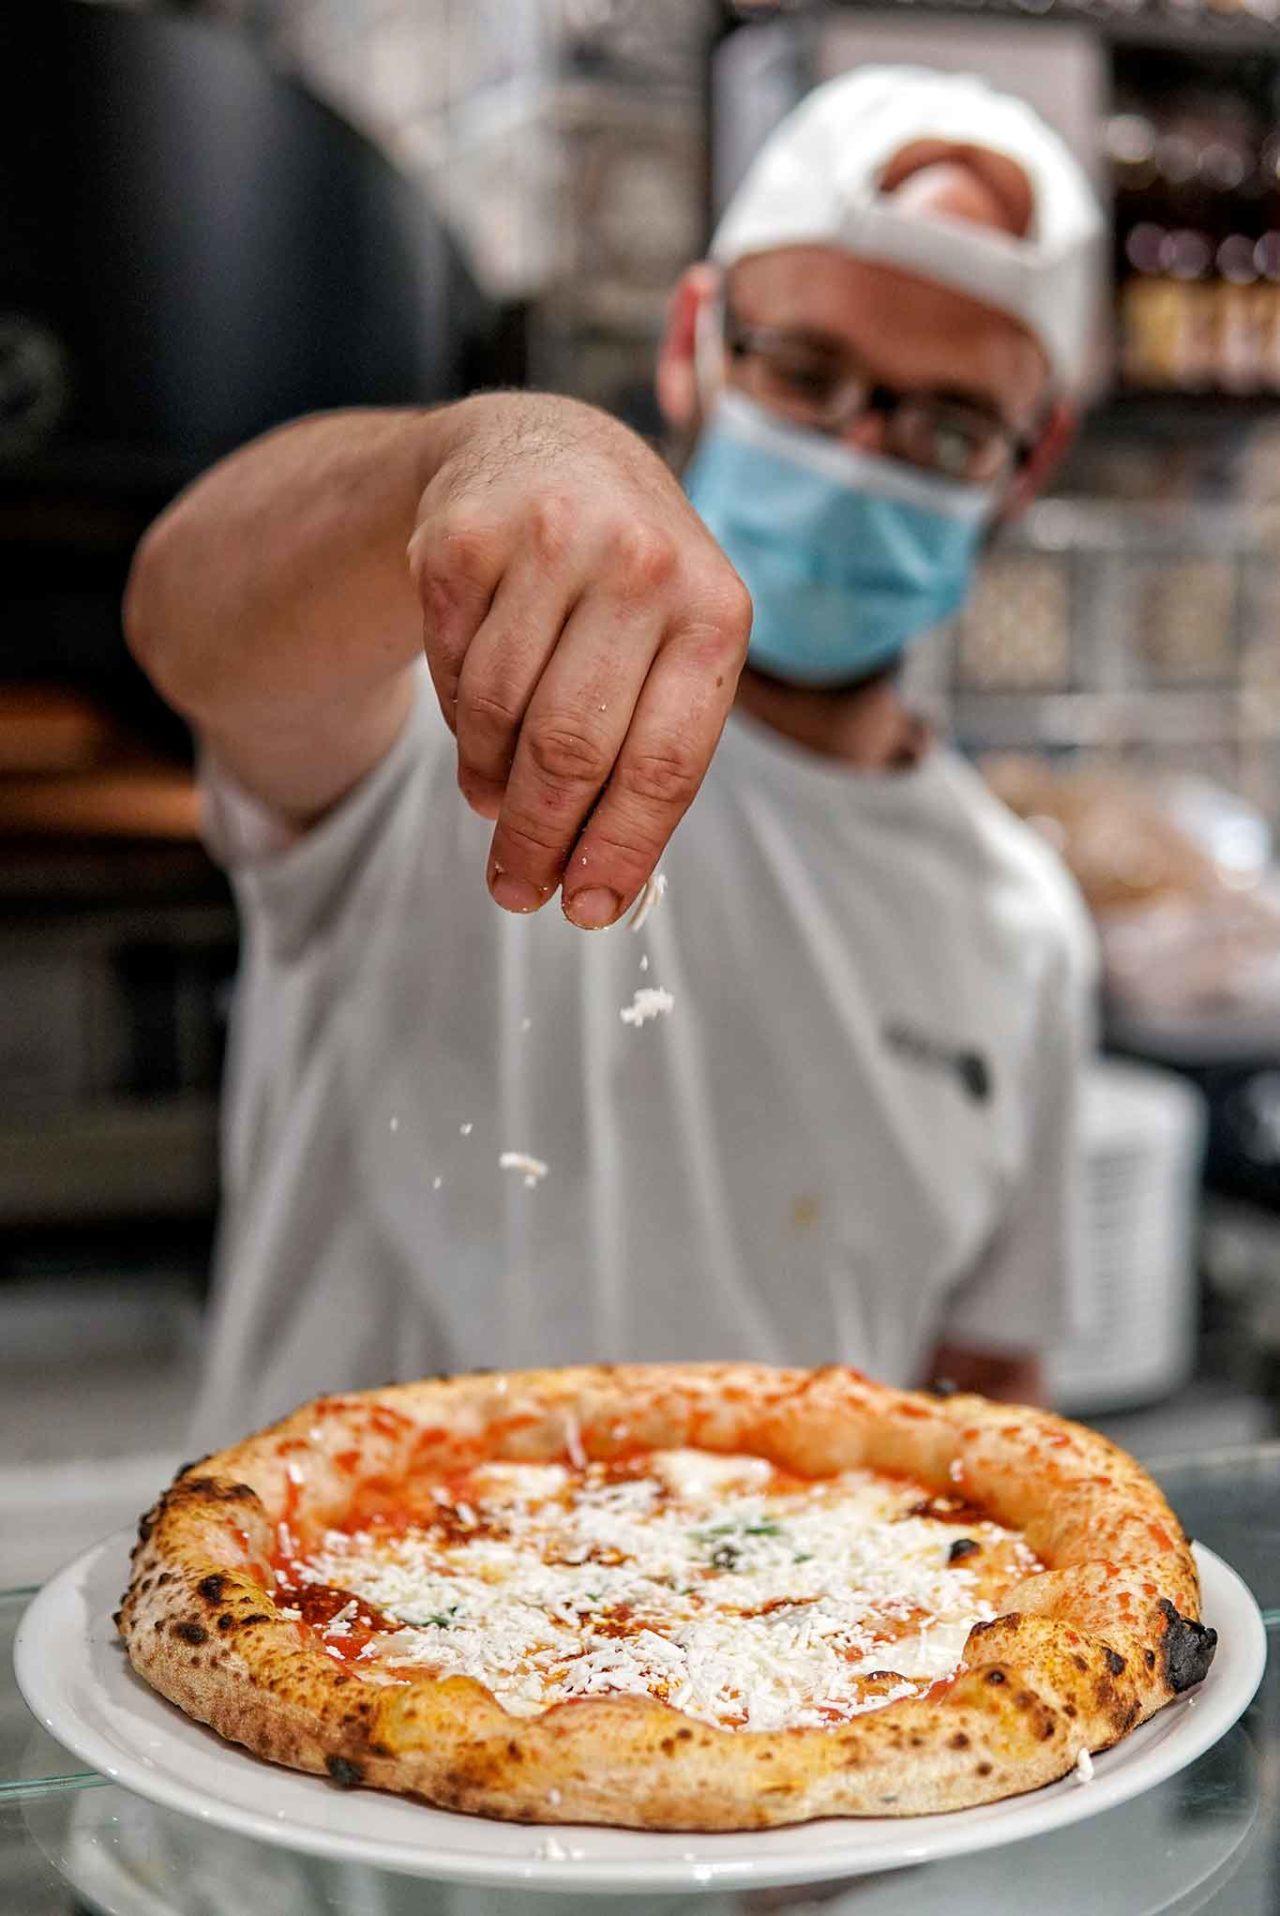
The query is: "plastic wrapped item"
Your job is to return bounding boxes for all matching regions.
[983,756,1221,915]
[985,755,1280,1047]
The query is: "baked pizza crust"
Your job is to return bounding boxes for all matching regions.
[117,1364,1216,1828]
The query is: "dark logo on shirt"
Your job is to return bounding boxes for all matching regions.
[882,1021,992,1104]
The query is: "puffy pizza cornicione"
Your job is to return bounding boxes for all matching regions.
[118,1364,1216,1829]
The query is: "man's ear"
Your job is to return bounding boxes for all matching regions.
[998,397,1076,524]
[656,263,720,432]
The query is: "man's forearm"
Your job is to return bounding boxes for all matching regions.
[125,405,463,819]
[127,390,751,912]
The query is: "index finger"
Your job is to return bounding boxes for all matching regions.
[408,503,509,733]
[561,598,751,928]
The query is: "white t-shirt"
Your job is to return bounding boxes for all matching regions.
[192,666,1094,1449]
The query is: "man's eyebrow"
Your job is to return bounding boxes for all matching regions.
[927,384,1011,421]
[726,308,846,355]
[728,309,1025,428]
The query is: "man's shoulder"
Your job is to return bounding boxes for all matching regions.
[927,748,1097,984]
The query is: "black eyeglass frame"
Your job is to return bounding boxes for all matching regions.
[719,302,1040,482]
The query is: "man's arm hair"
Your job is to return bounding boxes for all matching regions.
[125,407,460,823]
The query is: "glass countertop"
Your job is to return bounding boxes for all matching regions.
[4,1445,1278,1915]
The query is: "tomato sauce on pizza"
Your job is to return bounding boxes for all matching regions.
[268,1448,1041,1731]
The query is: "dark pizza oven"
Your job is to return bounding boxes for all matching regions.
[0,0,503,748]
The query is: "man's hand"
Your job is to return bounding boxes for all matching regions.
[409,394,752,928]
[927,1343,1046,1407]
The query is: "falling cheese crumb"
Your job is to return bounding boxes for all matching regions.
[628,871,668,932]
[459,1122,473,1137]
[535,1835,568,1861]
[500,1151,549,1184]
[620,986,674,1028]
[388,1115,399,1133]
[432,1176,443,1190]
[1074,1747,1094,1784]
[562,1411,588,1471]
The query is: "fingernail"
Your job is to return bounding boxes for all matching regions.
[565,887,621,930]
[491,874,545,914]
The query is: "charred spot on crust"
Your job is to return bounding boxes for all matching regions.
[949,1732,970,1749]
[136,1511,156,1545]
[174,1455,211,1479]
[1158,1599,1217,1693]
[931,1378,959,1398]
[948,1538,980,1563]
[976,1761,994,1777]
[173,1621,207,1646]
[1103,1648,1126,1676]
[217,1614,236,1632]
[325,1755,364,1788]
[169,1476,259,1508]
[198,1574,228,1604]
[984,1669,1006,1686]
[1145,1648,1157,1670]
[112,1608,124,1629]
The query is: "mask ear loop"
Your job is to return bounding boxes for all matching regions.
[693,276,728,417]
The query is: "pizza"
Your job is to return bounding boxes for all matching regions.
[117,1364,1217,1829]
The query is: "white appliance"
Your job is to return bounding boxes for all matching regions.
[1050,1058,1206,1416]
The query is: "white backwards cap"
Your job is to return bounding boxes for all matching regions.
[711,65,1104,390]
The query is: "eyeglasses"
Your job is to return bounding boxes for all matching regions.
[721,304,1035,484]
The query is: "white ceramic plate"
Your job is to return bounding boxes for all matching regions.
[14,1532,1267,1895]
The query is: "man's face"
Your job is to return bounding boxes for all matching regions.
[717,243,1051,492]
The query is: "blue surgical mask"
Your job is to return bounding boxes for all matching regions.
[684,391,994,687]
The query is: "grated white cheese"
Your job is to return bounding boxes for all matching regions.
[628,871,668,932]
[1074,1747,1094,1784]
[620,986,674,1028]
[323,1599,359,1637]
[295,1448,1031,1733]
[500,1152,549,1185]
